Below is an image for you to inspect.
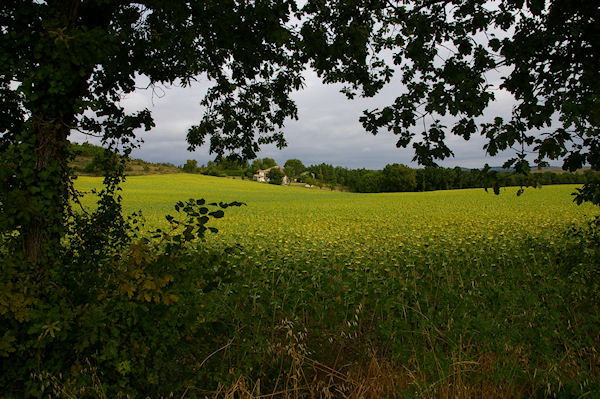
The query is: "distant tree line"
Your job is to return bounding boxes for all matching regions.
[71,141,106,158]
[181,157,280,180]
[303,163,600,193]
[182,156,600,193]
[70,142,177,175]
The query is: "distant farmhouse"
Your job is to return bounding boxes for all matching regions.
[253,166,289,185]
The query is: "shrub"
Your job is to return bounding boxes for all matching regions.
[0,195,245,397]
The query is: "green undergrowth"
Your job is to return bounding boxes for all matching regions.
[177,217,600,398]
[6,218,597,398]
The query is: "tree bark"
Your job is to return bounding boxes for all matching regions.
[23,116,69,263]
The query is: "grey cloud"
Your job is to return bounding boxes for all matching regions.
[71,70,525,170]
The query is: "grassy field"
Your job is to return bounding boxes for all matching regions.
[75,174,600,397]
[76,174,596,256]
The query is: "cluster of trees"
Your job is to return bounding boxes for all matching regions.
[71,141,106,159]
[181,157,306,182]
[182,158,251,177]
[182,155,599,194]
[304,163,600,193]
[182,157,267,177]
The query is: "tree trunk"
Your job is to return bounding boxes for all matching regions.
[23,116,69,264]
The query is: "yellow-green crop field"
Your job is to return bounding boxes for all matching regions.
[76,174,597,265]
[74,174,600,396]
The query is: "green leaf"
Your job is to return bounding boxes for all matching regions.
[209,210,225,219]
[199,216,209,225]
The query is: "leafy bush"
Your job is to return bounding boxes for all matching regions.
[0,192,245,397]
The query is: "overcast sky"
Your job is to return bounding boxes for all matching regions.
[72,67,521,170]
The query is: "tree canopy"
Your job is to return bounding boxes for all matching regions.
[267,167,285,185]
[301,0,598,202]
[182,159,199,173]
[284,158,306,180]
[251,157,278,172]
[382,163,417,192]
[0,0,302,261]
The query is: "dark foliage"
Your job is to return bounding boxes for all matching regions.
[267,167,285,185]
[302,0,599,204]
[302,162,598,194]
